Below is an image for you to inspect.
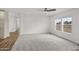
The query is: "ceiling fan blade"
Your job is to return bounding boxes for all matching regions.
[48,9,56,11]
[44,8,56,12]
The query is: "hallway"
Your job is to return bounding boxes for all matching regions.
[0,32,19,51]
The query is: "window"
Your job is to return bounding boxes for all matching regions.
[55,19,62,31]
[55,17,72,33]
[62,17,72,33]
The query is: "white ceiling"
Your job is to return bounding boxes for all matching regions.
[2,8,71,16]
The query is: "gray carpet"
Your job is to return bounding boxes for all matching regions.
[12,34,78,51]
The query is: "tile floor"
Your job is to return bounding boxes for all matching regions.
[12,34,78,51]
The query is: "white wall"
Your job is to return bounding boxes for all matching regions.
[20,14,50,34]
[0,11,9,39]
[8,11,50,35]
[8,12,20,32]
[0,10,10,39]
[50,9,79,44]
[4,11,9,38]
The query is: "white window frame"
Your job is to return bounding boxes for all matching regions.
[55,17,72,34]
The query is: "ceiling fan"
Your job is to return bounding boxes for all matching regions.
[44,8,56,12]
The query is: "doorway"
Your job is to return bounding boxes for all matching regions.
[15,16,20,33]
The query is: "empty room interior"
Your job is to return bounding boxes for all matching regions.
[0,8,79,51]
